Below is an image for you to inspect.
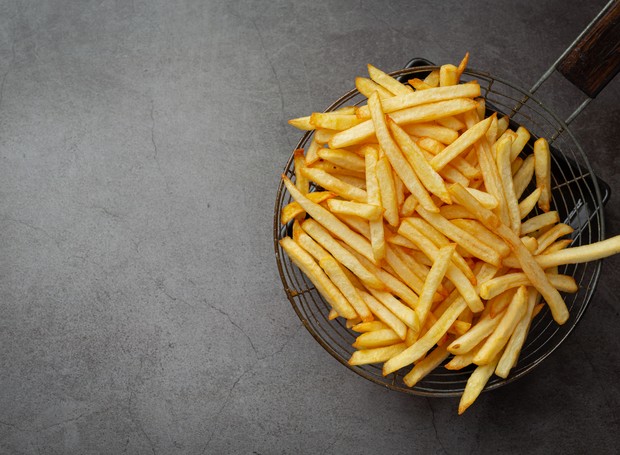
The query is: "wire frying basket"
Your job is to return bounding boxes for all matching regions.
[274,1,618,397]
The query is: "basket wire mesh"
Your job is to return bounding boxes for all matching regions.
[273,66,605,397]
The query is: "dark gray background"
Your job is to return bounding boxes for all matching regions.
[0,0,618,454]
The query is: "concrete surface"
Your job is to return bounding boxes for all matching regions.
[0,0,618,453]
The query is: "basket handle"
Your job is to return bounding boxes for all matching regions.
[557,0,620,98]
[528,0,619,124]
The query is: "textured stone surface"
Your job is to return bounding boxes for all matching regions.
[0,0,618,453]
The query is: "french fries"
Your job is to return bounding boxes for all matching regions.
[280,56,620,415]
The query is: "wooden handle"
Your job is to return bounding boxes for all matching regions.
[557,1,620,98]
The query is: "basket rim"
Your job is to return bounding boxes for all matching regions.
[273,65,605,397]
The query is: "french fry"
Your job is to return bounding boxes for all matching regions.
[417,244,456,325]
[330,98,478,149]
[280,237,357,319]
[375,156,400,227]
[479,272,577,300]
[440,64,458,86]
[305,136,322,165]
[348,343,408,365]
[437,116,466,131]
[404,122,459,145]
[352,321,388,332]
[282,175,377,262]
[456,52,470,79]
[288,116,314,131]
[445,339,485,370]
[541,238,572,255]
[447,310,506,355]
[518,187,542,219]
[520,211,560,236]
[450,218,510,258]
[363,146,386,261]
[390,119,451,204]
[400,194,418,217]
[534,137,552,212]
[310,160,366,179]
[353,328,401,349]
[317,148,366,173]
[355,77,393,99]
[510,126,531,161]
[465,187,499,210]
[402,344,451,387]
[425,69,440,87]
[301,167,368,202]
[458,352,502,415]
[302,219,384,290]
[297,232,330,261]
[314,128,337,144]
[474,286,528,365]
[495,288,539,378]
[367,63,413,96]
[359,291,408,340]
[408,78,433,90]
[281,191,336,225]
[310,112,364,130]
[534,223,574,255]
[512,154,535,199]
[355,83,481,119]
[496,136,521,234]
[319,255,373,322]
[327,199,383,221]
[294,149,310,194]
[367,92,439,213]
[430,116,493,171]
[415,206,502,266]
[368,288,420,331]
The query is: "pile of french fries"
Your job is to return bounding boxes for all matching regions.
[279,54,620,414]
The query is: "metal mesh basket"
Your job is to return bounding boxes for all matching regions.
[273,63,608,396]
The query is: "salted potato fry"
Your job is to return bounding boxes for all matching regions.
[314,128,337,144]
[330,98,478,149]
[512,154,535,199]
[495,288,539,378]
[359,291,407,340]
[520,211,560,236]
[317,148,366,173]
[355,77,393,99]
[400,194,418,217]
[479,272,577,300]
[302,219,384,290]
[367,92,438,212]
[353,328,401,349]
[280,237,357,319]
[367,63,413,96]
[288,116,314,131]
[445,340,485,370]
[301,166,368,202]
[352,321,388,332]
[398,220,483,312]
[415,206,502,266]
[363,147,386,261]
[430,116,493,171]
[408,78,432,90]
[534,137,552,212]
[530,235,620,268]
[310,160,366,179]
[534,223,574,255]
[450,218,510,258]
[417,244,456,325]
[425,69,440,87]
[375,156,400,227]
[283,176,378,262]
[383,296,468,375]
[449,183,569,324]
[348,343,408,365]
[390,120,451,204]
[319,255,373,322]
[518,188,542,219]
[466,188,499,210]
[281,191,336,225]
[437,116,466,131]
[404,122,459,145]
[474,286,528,365]
[510,126,531,161]
[458,352,501,415]
[368,288,420,332]
[440,64,458,86]
[440,204,475,220]
[403,344,451,387]
[310,112,364,130]
[327,199,383,221]
[496,115,509,139]
[496,136,521,234]
[447,310,505,355]
[355,83,481,119]
[384,244,428,297]
[293,149,310,195]
[541,238,573,254]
